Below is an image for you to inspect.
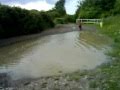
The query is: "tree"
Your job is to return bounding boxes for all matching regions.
[55,0,66,16]
[76,0,117,18]
[113,0,120,14]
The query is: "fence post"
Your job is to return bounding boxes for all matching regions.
[100,21,103,28]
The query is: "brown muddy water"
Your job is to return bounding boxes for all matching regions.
[0,31,111,80]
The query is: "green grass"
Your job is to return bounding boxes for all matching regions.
[87,15,120,90]
[101,15,120,38]
[101,15,120,58]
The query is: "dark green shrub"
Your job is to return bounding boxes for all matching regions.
[64,15,76,23]
[0,4,55,39]
[54,18,66,24]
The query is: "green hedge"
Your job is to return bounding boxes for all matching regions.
[54,18,66,24]
[0,4,55,39]
[54,15,76,24]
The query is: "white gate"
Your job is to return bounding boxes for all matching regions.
[76,19,103,28]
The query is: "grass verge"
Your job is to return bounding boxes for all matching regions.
[67,16,120,90]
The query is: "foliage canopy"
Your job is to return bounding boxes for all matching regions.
[76,0,119,18]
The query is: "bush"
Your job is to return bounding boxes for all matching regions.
[64,15,76,23]
[54,18,66,24]
[0,4,55,39]
[54,15,76,24]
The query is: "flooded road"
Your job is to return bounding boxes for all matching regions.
[0,28,111,80]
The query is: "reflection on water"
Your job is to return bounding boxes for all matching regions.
[0,31,111,80]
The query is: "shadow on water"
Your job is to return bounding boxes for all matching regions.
[0,30,112,81]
